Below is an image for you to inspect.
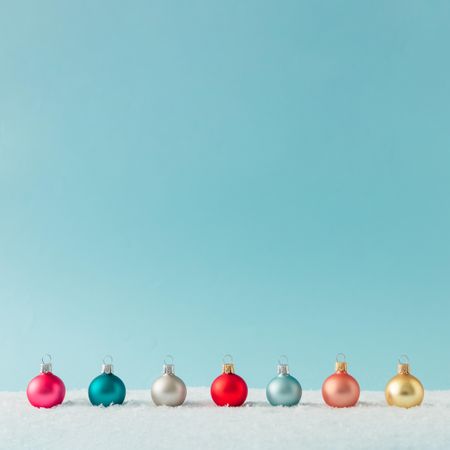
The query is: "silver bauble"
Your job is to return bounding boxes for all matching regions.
[151,360,187,407]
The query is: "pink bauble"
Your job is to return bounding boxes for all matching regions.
[27,373,66,408]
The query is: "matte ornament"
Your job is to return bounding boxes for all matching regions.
[88,356,126,407]
[266,356,302,407]
[26,354,66,408]
[211,355,248,407]
[385,355,424,408]
[322,353,360,408]
[151,355,187,407]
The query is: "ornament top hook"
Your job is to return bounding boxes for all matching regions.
[397,354,410,374]
[164,354,174,365]
[101,355,114,374]
[40,354,53,373]
[42,354,52,364]
[335,353,348,372]
[222,354,235,374]
[222,354,234,364]
[277,355,290,375]
[103,355,114,365]
[163,354,175,374]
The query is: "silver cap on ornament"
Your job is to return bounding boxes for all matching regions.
[40,354,53,373]
[101,355,114,374]
[277,355,290,375]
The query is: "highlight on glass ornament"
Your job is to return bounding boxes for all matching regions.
[26,354,66,408]
[88,355,126,407]
[210,354,248,407]
[322,353,360,408]
[266,355,302,407]
[385,355,424,409]
[151,355,187,407]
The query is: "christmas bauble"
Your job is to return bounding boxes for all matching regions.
[385,356,424,408]
[211,355,248,407]
[151,356,187,407]
[266,356,302,406]
[88,356,126,407]
[26,355,66,408]
[322,353,360,408]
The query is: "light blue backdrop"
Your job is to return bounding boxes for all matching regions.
[1,1,449,391]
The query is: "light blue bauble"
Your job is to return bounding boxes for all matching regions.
[266,364,302,407]
[88,358,126,407]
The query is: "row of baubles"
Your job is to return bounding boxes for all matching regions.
[26,353,424,409]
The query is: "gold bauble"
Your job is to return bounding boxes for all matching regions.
[385,359,424,408]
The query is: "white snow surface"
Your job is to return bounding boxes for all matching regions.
[1,388,449,450]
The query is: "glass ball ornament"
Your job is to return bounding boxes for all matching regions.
[322,353,360,408]
[26,354,66,408]
[266,355,302,407]
[88,355,126,407]
[151,355,187,407]
[210,355,248,407]
[385,355,424,408]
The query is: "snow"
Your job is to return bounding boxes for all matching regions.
[1,388,449,450]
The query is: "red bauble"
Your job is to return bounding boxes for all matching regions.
[27,372,66,408]
[211,372,248,407]
[322,356,360,408]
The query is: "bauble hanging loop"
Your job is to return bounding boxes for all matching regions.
[151,355,187,407]
[385,355,424,408]
[222,354,235,374]
[211,355,248,407]
[322,353,360,408]
[27,354,66,408]
[88,355,126,406]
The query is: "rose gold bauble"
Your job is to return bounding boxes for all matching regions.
[322,354,360,408]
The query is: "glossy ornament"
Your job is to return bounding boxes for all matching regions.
[385,355,424,408]
[26,354,66,408]
[322,353,360,408]
[266,356,302,407]
[151,355,187,407]
[211,355,248,407]
[88,356,126,407]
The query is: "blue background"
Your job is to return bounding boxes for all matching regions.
[1,1,449,391]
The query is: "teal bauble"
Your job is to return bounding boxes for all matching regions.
[266,357,302,407]
[88,356,126,407]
